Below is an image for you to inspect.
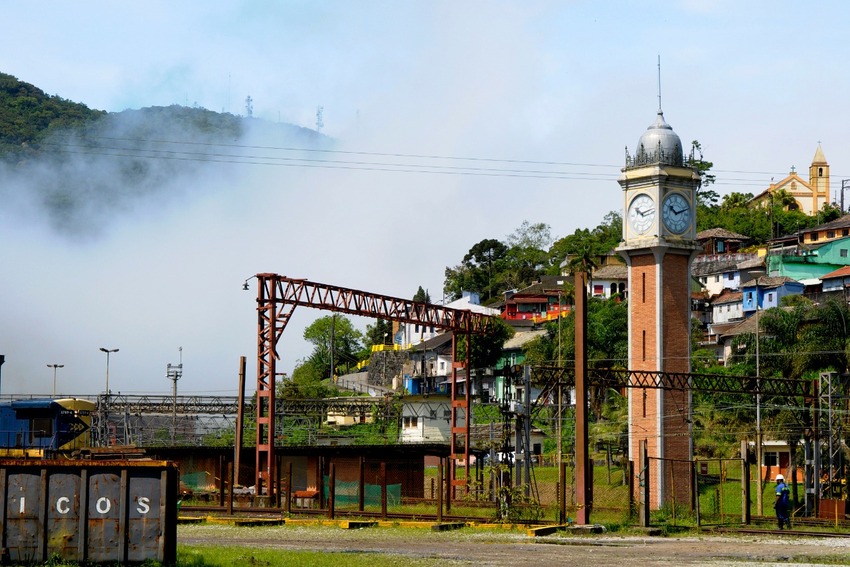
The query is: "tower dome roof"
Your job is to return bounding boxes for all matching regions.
[632,111,684,167]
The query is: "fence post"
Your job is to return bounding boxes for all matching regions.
[639,440,650,527]
[741,440,751,525]
[276,455,282,509]
[358,457,365,512]
[444,457,452,514]
[692,460,700,527]
[380,462,387,520]
[328,463,336,520]
[628,460,635,520]
[559,460,567,524]
[670,459,677,526]
[226,460,233,516]
[285,461,292,515]
[218,455,226,508]
[437,457,444,522]
[718,459,724,523]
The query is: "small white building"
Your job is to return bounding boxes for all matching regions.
[590,264,628,298]
[710,289,743,325]
[693,254,763,297]
[399,396,455,443]
[399,292,500,348]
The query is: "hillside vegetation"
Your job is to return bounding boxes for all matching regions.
[0,71,323,236]
[0,72,105,157]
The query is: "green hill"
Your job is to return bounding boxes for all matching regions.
[0,72,326,236]
[0,72,106,157]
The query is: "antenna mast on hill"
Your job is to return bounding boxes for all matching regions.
[316,106,324,134]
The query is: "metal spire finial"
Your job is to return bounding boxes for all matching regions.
[657,54,662,114]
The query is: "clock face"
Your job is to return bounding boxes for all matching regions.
[628,193,655,235]
[662,192,691,234]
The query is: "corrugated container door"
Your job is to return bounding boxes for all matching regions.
[3,470,42,563]
[127,469,163,562]
[86,469,122,563]
[47,471,82,560]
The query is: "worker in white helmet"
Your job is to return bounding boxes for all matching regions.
[774,474,791,530]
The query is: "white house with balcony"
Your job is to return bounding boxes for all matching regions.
[399,291,499,348]
[692,253,763,297]
[710,289,743,324]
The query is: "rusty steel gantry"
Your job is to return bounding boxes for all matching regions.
[251,273,495,497]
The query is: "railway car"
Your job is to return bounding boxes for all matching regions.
[0,398,96,457]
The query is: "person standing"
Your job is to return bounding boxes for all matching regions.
[775,474,791,530]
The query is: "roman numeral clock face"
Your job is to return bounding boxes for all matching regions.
[627,193,655,235]
[662,192,691,234]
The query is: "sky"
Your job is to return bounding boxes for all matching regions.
[2,0,850,398]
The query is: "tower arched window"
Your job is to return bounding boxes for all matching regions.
[819,167,823,177]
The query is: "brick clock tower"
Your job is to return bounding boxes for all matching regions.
[617,107,701,508]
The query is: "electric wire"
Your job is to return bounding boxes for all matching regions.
[37,135,848,187]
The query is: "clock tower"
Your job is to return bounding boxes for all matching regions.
[617,107,701,508]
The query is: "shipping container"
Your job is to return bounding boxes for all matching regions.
[0,459,177,564]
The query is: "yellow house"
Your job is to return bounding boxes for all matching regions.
[750,144,829,215]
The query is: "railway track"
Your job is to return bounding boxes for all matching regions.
[180,503,548,526]
[714,526,850,538]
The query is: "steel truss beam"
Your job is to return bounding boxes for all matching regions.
[252,273,495,496]
[94,395,401,447]
[529,366,814,408]
[101,394,394,417]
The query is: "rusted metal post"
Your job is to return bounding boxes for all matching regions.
[318,456,325,509]
[444,454,452,514]
[380,462,387,520]
[741,440,750,524]
[670,461,677,525]
[627,460,635,519]
[275,455,282,508]
[575,270,591,524]
[693,460,700,527]
[718,459,724,523]
[559,460,567,524]
[255,275,279,500]
[358,456,365,512]
[437,457,444,522]
[328,463,336,519]
[234,356,246,488]
[285,461,292,515]
[640,440,650,527]
[226,460,234,515]
[690,457,697,512]
[218,455,226,508]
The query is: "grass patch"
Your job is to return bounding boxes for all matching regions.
[178,546,465,566]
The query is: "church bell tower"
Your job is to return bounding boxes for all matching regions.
[616,104,701,508]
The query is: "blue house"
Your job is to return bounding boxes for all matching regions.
[742,276,805,316]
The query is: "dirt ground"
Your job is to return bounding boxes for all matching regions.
[179,524,850,566]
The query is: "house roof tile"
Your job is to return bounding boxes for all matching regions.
[696,228,750,241]
[820,265,850,280]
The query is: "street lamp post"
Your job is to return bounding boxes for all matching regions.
[99,347,119,447]
[746,270,766,516]
[167,362,182,445]
[47,364,64,397]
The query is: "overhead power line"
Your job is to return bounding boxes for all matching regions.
[39,135,848,186]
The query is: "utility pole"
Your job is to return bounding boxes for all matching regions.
[167,347,183,445]
[842,179,850,214]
